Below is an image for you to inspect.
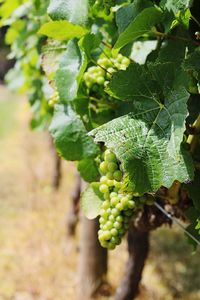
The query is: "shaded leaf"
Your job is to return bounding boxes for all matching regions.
[116,0,152,34]
[78,158,99,182]
[49,104,99,161]
[114,7,162,50]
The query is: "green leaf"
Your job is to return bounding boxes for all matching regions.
[49,104,99,161]
[39,21,87,41]
[90,63,194,195]
[116,0,152,34]
[55,39,87,102]
[162,0,193,14]
[81,183,103,219]
[78,158,99,182]
[79,33,102,60]
[158,27,188,64]
[114,7,162,50]
[47,0,88,25]
[183,48,200,81]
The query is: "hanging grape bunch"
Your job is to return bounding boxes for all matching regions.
[98,149,135,250]
[48,90,59,107]
[83,54,130,90]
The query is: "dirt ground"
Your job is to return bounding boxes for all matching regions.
[0,85,200,300]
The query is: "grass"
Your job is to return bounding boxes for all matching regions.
[0,85,199,300]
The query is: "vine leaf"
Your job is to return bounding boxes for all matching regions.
[81,183,103,220]
[114,7,162,50]
[116,0,153,34]
[90,63,194,195]
[78,158,99,183]
[47,0,88,25]
[183,47,200,72]
[55,39,87,103]
[49,104,99,161]
[163,0,193,14]
[39,21,87,41]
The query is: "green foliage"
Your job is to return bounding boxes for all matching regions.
[2,0,200,246]
[49,104,99,161]
[90,62,193,194]
[39,21,88,41]
[162,0,193,14]
[77,158,99,182]
[55,39,87,103]
[114,7,162,49]
[48,0,88,25]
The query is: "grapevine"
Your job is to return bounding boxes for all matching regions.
[1,0,200,254]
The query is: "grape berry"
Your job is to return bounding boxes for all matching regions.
[98,149,135,250]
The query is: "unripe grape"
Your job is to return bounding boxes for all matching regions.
[99,184,109,194]
[111,228,118,236]
[113,221,121,230]
[106,172,114,180]
[99,161,108,174]
[110,196,119,206]
[108,162,118,172]
[100,176,107,183]
[110,192,118,198]
[116,202,123,211]
[111,208,119,217]
[107,179,114,187]
[113,170,122,181]
[96,76,105,85]
[128,200,135,209]
[102,200,110,209]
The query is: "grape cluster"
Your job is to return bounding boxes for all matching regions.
[48,90,59,107]
[83,54,130,89]
[98,149,135,250]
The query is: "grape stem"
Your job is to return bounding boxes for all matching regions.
[153,29,200,46]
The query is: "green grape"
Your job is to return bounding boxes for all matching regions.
[48,90,59,107]
[110,196,119,206]
[99,184,109,194]
[108,162,118,172]
[98,148,135,249]
[110,192,118,198]
[106,172,114,180]
[107,179,114,187]
[83,53,130,91]
[113,170,122,181]
[99,161,108,174]
[100,176,107,183]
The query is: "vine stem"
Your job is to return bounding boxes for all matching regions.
[153,29,200,46]
[187,114,200,154]
[191,14,200,29]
